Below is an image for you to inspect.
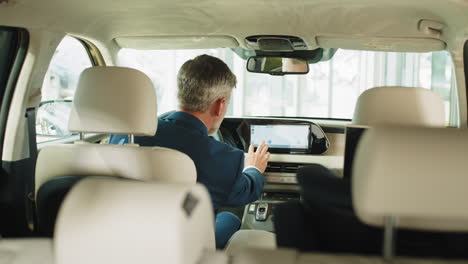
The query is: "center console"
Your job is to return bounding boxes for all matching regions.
[241,191,300,232]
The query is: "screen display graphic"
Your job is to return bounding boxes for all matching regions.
[250,125,309,149]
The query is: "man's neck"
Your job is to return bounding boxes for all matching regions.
[179,109,211,131]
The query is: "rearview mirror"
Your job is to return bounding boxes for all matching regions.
[246,56,309,75]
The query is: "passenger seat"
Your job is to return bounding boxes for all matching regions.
[35,67,196,236]
[275,86,447,251]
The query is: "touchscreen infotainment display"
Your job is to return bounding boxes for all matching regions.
[250,125,310,149]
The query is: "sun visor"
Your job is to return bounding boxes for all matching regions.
[316,36,446,52]
[115,35,239,50]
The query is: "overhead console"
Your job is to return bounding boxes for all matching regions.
[245,35,309,51]
[240,35,337,76]
[219,117,330,155]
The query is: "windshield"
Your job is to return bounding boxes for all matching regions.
[118,48,457,125]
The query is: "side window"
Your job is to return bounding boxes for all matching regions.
[36,36,93,143]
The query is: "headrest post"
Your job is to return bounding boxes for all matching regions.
[383,215,397,262]
[79,132,84,141]
[129,134,135,144]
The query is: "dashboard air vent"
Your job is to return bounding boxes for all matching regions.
[266,163,304,173]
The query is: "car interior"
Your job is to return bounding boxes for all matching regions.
[1,0,468,263]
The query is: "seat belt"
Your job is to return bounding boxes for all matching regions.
[25,107,37,231]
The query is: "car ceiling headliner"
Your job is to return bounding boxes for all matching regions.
[0,0,467,51]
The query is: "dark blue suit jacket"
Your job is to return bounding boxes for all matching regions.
[109,111,265,210]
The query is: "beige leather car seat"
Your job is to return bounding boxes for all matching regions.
[55,178,214,264]
[35,67,196,235]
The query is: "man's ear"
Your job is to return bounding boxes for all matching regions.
[212,98,226,117]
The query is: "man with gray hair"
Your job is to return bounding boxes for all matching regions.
[110,55,270,249]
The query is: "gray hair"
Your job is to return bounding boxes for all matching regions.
[177,55,237,112]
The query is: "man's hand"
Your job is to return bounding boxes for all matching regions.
[244,141,270,173]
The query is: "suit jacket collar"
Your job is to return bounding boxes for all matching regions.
[165,111,208,135]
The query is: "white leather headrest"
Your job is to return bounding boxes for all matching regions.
[353,126,468,231]
[68,67,157,135]
[55,178,214,264]
[352,86,445,127]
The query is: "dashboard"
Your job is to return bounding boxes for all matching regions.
[217,117,345,186]
[214,117,347,232]
[216,117,346,232]
[218,117,330,154]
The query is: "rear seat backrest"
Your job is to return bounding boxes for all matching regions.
[35,67,196,236]
[55,178,214,264]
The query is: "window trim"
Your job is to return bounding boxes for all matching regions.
[0,26,29,159]
[75,37,106,66]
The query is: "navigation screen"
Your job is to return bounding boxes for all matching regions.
[250,125,310,149]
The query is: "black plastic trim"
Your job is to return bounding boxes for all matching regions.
[248,115,352,122]
[0,27,29,160]
[1,159,34,236]
[0,27,30,236]
[321,126,345,134]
